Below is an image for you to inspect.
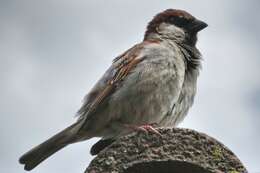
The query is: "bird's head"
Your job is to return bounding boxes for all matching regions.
[144,9,207,46]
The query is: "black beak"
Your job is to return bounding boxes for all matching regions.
[190,19,208,32]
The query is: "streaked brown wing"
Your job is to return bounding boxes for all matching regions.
[77,41,155,121]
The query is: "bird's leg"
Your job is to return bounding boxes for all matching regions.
[137,124,162,136]
[124,123,162,136]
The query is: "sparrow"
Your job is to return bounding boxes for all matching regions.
[19,9,207,171]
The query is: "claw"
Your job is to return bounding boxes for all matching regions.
[138,125,162,137]
[124,124,162,137]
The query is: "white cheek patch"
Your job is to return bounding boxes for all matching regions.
[158,23,185,40]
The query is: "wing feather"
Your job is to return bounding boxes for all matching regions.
[77,41,156,121]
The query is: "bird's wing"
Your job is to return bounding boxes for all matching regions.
[76,41,159,121]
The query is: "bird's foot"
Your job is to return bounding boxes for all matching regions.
[125,123,162,136]
[137,124,162,136]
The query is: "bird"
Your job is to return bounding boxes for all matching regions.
[19,9,207,171]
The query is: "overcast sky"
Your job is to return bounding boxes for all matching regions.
[1,0,260,173]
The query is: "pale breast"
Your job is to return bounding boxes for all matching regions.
[107,43,186,127]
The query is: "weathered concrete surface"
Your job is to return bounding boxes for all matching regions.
[85,128,247,173]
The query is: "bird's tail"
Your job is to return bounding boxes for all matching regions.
[19,122,81,171]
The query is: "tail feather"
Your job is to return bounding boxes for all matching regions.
[19,122,80,171]
[90,138,115,155]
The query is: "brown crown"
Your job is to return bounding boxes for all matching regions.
[144,9,195,39]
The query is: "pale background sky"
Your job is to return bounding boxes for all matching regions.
[1,0,260,173]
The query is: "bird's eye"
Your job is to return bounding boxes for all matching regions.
[168,16,189,28]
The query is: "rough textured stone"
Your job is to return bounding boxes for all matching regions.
[85,128,247,173]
